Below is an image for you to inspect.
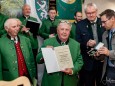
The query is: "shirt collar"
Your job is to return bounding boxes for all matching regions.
[49,17,55,22]
[23,15,30,19]
[90,17,97,24]
[110,28,115,33]
[56,36,69,45]
[7,34,19,43]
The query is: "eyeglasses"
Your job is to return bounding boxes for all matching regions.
[59,20,72,27]
[86,11,96,15]
[101,19,110,24]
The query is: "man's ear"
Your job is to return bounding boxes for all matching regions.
[74,16,76,19]
[111,16,115,21]
[4,26,8,31]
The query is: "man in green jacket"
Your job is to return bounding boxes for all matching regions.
[0,4,8,37]
[0,18,36,86]
[39,7,60,39]
[36,20,83,86]
[19,4,39,58]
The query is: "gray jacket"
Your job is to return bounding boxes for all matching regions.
[101,31,115,79]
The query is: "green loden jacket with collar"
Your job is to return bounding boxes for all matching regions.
[36,37,83,86]
[0,34,36,81]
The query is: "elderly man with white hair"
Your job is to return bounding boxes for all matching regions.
[0,18,37,86]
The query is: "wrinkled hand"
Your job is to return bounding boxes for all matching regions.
[49,34,55,38]
[87,39,96,47]
[61,68,73,75]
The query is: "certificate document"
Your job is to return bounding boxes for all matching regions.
[41,45,73,73]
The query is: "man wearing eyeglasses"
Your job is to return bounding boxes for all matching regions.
[96,9,115,86]
[36,20,83,86]
[76,3,105,86]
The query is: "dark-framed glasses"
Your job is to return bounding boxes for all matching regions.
[101,18,111,24]
[101,20,109,24]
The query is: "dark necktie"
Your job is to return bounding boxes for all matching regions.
[109,31,113,50]
[108,31,115,66]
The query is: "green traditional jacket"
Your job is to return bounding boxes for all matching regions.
[39,18,60,39]
[70,22,77,39]
[0,13,8,37]
[19,16,39,49]
[36,36,83,86]
[0,34,36,81]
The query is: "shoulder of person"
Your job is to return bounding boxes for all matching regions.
[0,34,9,44]
[41,19,50,24]
[102,31,108,37]
[43,37,57,45]
[44,37,56,42]
[29,16,37,21]
[69,38,80,45]
[19,34,30,41]
[77,18,89,26]
[55,18,60,21]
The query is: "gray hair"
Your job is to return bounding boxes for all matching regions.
[22,4,30,10]
[57,20,72,29]
[84,3,97,13]
[4,18,18,29]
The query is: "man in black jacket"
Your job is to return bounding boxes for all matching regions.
[76,3,105,86]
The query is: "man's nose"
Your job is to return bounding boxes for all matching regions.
[102,23,105,27]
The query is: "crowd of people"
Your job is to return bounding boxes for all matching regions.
[0,2,115,86]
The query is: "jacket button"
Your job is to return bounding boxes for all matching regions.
[13,68,16,70]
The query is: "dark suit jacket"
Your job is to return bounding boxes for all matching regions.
[76,18,105,71]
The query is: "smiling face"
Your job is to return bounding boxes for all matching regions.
[57,21,71,42]
[22,4,31,17]
[74,12,82,22]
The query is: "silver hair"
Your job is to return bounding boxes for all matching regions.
[84,3,97,13]
[4,18,18,29]
[57,20,72,29]
[22,4,30,10]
